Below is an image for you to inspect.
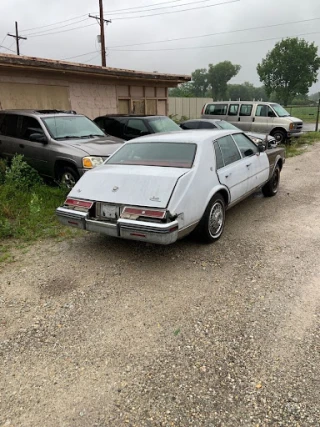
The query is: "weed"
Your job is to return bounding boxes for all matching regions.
[5,154,42,190]
[284,131,320,157]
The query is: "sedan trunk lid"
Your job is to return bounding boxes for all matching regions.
[69,164,190,208]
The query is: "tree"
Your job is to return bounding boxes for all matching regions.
[168,82,195,97]
[191,68,209,97]
[257,38,320,106]
[207,61,241,100]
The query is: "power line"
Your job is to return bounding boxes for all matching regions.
[108,16,320,48]
[83,53,101,64]
[0,44,16,53]
[60,50,98,61]
[109,30,320,52]
[101,0,185,14]
[106,0,230,15]
[25,22,97,38]
[22,18,90,37]
[110,0,240,20]
[20,14,88,33]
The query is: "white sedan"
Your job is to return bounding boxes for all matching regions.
[56,130,285,245]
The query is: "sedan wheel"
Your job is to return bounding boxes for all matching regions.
[208,200,224,239]
[196,193,226,243]
[262,165,280,197]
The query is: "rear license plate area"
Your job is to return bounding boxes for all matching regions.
[100,204,119,220]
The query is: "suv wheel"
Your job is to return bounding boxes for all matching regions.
[58,166,79,189]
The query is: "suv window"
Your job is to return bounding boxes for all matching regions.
[0,114,19,137]
[97,118,123,138]
[239,104,253,117]
[228,104,239,116]
[216,135,241,166]
[232,133,258,157]
[125,119,148,136]
[20,116,43,140]
[205,104,228,115]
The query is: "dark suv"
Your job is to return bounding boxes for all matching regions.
[0,110,124,187]
[93,115,182,140]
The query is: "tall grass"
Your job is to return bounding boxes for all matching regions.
[0,156,79,243]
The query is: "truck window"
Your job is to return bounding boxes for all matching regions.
[239,104,253,117]
[205,104,228,115]
[228,104,239,116]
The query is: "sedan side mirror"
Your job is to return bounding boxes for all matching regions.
[257,143,265,152]
[244,148,254,157]
[29,132,48,143]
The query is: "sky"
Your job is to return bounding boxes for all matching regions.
[0,0,320,94]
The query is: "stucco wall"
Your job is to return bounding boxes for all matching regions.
[69,82,117,119]
[0,69,169,117]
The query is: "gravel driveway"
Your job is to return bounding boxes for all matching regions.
[1,144,320,427]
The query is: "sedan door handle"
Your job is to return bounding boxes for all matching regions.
[225,173,231,178]
[246,163,251,167]
[19,144,25,148]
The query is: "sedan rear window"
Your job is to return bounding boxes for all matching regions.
[107,142,196,168]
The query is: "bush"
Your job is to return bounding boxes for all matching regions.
[5,155,43,190]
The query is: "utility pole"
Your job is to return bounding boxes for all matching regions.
[7,21,27,56]
[89,0,111,67]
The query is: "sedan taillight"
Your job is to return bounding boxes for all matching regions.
[122,207,166,219]
[65,198,93,209]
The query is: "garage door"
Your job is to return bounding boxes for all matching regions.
[0,82,71,110]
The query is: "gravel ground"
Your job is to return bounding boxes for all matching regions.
[1,144,320,427]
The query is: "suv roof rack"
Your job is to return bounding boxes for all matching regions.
[35,109,77,115]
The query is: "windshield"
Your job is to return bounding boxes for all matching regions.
[270,104,291,117]
[42,116,105,140]
[148,117,181,133]
[107,142,196,168]
[216,120,239,131]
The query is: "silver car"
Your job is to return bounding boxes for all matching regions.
[0,109,124,187]
[180,119,278,148]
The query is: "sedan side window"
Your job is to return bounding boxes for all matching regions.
[232,133,258,157]
[216,135,241,166]
[214,142,224,169]
[181,121,199,130]
[20,116,44,140]
[126,119,148,136]
[199,122,216,129]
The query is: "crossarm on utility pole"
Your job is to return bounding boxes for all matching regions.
[7,21,27,56]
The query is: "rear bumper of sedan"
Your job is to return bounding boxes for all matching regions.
[56,207,179,245]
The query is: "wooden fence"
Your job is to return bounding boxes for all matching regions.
[168,97,212,120]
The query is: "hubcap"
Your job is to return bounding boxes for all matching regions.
[274,133,284,143]
[61,172,76,189]
[208,201,224,238]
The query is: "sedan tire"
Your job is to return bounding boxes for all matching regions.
[262,165,280,197]
[196,193,226,243]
